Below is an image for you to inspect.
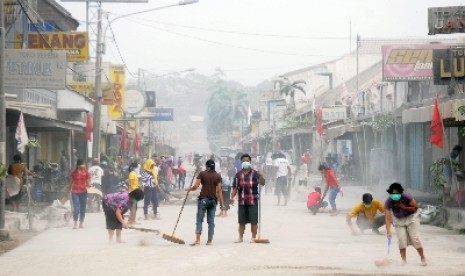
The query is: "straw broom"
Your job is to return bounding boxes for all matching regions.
[162,171,197,244]
[253,185,270,244]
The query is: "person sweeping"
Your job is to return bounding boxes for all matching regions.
[187,159,224,246]
[230,153,265,243]
[384,182,427,266]
[102,189,144,243]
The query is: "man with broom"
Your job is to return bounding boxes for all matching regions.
[186,159,225,246]
[230,153,266,243]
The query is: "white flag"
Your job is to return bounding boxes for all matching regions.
[15,112,29,154]
[370,80,380,104]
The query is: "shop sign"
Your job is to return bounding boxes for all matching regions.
[322,106,347,121]
[432,48,465,85]
[428,6,465,35]
[382,44,446,81]
[4,49,66,89]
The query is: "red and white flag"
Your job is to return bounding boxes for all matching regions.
[15,112,29,154]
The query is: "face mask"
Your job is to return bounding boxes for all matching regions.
[390,194,401,201]
[242,161,251,169]
[364,204,372,208]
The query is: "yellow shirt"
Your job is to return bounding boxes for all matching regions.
[348,199,384,223]
[128,171,139,191]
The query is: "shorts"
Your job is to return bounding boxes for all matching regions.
[103,201,122,230]
[392,211,422,249]
[275,176,288,196]
[238,203,258,225]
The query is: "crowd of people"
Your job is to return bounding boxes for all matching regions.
[3,149,428,266]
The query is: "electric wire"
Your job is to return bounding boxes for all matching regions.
[106,17,137,78]
[123,17,341,58]
[118,15,351,41]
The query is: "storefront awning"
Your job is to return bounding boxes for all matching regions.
[401,99,457,124]
[325,124,361,140]
[6,108,84,132]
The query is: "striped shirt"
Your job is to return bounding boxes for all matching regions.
[233,170,260,206]
[140,169,155,188]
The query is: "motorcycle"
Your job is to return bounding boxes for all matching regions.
[39,161,68,203]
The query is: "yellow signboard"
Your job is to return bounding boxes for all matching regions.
[14,32,89,62]
[108,65,125,119]
[67,81,94,95]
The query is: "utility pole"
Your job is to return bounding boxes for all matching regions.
[92,6,102,159]
[0,0,10,239]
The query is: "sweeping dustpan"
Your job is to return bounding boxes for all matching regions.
[374,237,392,267]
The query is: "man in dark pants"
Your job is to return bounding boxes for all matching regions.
[230,153,266,243]
[187,159,224,246]
[346,193,385,235]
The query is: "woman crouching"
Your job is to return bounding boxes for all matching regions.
[102,189,144,243]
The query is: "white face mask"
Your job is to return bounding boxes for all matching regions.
[242,161,251,169]
[364,204,372,208]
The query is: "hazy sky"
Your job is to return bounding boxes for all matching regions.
[60,0,465,85]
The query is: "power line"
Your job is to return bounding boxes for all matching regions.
[116,15,351,41]
[107,17,137,78]
[124,17,341,58]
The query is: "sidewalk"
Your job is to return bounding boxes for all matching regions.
[3,211,30,233]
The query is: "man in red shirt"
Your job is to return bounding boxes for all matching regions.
[319,164,341,216]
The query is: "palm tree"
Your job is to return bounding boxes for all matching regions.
[206,80,248,143]
[275,77,306,107]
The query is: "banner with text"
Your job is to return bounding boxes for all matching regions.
[4,49,66,89]
[14,32,89,62]
[382,44,446,81]
[432,48,465,85]
[150,108,174,121]
[108,65,125,119]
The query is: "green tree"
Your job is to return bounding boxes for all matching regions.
[206,79,249,150]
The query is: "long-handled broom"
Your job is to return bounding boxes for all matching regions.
[253,185,270,244]
[162,171,197,244]
[374,237,392,267]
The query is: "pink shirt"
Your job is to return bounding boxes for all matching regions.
[307,191,321,208]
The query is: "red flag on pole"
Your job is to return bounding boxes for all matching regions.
[133,133,140,154]
[430,96,443,148]
[85,112,93,142]
[121,127,128,153]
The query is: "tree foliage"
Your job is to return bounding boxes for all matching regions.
[206,78,249,150]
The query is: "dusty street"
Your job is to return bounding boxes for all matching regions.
[0,185,464,276]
